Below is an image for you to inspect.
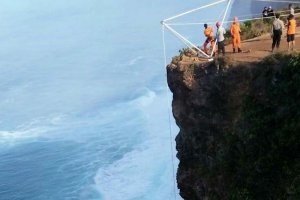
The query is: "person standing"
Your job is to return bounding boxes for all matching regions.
[230,17,242,53]
[262,6,268,18]
[267,6,275,17]
[289,4,295,15]
[203,23,215,55]
[271,13,285,52]
[215,21,226,56]
[287,14,297,51]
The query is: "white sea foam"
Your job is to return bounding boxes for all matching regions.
[94,89,181,200]
[94,141,176,200]
[0,127,48,147]
[128,56,144,66]
[0,114,67,146]
[129,88,156,107]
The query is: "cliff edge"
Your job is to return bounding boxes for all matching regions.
[167,54,300,199]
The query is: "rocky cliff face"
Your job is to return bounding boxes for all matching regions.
[167,54,300,200]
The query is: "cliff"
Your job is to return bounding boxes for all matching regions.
[167,54,300,200]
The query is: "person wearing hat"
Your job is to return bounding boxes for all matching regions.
[271,13,285,52]
[203,23,215,55]
[215,21,226,56]
[230,17,242,53]
[287,14,297,51]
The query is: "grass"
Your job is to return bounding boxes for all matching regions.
[224,8,300,45]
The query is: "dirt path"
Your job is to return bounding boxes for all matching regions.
[176,27,300,65]
[224,27,300,63]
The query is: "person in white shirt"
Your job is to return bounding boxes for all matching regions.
[271,13,285,52]
[289,4,295,15]
[215,21,226,56]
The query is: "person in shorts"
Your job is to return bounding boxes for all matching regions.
[287,14,296,51]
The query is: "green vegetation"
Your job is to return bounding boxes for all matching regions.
[224,9,300,45]
[240,19,271,39]
[224,19,272,45]
[222,54,300,199]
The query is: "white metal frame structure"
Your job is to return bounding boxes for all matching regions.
[161,0,300,61]
[161,0,233,60]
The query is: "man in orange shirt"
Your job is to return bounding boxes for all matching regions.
[230,17,242,53]
[287,14,296,51]
[203,23,215,55]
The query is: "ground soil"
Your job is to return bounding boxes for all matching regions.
[177,27,300,65]
[224,27,300,63]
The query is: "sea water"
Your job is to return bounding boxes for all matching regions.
[0,0,289,199]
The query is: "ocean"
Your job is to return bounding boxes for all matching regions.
[0,0,292,199]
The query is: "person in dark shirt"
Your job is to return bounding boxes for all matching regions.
[262,6,268,18]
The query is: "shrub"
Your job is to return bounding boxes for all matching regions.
[223,54,300,199]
